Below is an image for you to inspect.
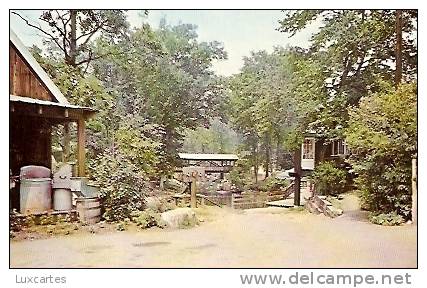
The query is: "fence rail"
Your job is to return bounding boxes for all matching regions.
[174,182,295,209]
[200,194,232,207]
[231,182,295,209]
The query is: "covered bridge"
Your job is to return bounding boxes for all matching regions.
[176,153,238,174]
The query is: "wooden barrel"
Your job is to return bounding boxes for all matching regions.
[76,197,101,224]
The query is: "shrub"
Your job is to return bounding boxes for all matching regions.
[311,161,348,196]
[258,177,290,192]
[345,83,416,220]
[369,212,405,226]
[116,220,129,231]
[132,209,167,229]
[228,157,252,190]
[91,151,149,222]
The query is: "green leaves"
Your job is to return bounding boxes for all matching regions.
[345,83,417,219]
[278,10,417,141]
[91,150,148,222]
[311,161,349,196]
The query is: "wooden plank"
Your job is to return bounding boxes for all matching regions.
[77,118,86,177]
[9,45,52,101]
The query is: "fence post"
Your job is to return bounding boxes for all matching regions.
[190,179,197,208]
[412,158,417,224]
[231,193,235,209]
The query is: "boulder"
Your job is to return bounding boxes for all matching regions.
[165,179,187,192]
[160,208,198,229]
[145,197,163,212]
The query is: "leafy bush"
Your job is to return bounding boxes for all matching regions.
[91,150,149,222]
[228,157,252,190]
[369,212,405,226]
[258,177,290,192]
[345,83,416,220]
[311,161,348,196]
[116,220,130,231]
[132,209,167,229]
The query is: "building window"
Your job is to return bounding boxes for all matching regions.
[302,138,314,159]
[331,139,347,156]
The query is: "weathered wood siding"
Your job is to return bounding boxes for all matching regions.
[10,115,52,175]
[9,43,52,101]
[10,114,52,210]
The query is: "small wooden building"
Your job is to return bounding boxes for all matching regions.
[9,30,95,208]
[301,135,349,171]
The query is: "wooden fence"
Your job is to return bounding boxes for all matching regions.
[174,182,295,209]
[200,194,232,207]
[231,182,295,209]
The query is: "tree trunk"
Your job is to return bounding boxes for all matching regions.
[253,143,258,184]
[395,9,403,87]
[68,10,78,67]
[293,147,302,206]
[265,148,270,179]
[276,138,281,171]
[317,140,327,165]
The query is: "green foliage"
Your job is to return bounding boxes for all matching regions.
[116,220,130,231]
[182,117,240,154]
[311,161,348,196]
[258,177,290,192]
[369,212,405,226]
[90,151,149,222]
[228,157,253,190]
[132,209,167,229]
[93,21,227,174]
[228,48,298,176]
[278,10,417,219]
[278,10,417,140]
[25,10,129,67]
[283,129,304,151]
[345,83,417,220]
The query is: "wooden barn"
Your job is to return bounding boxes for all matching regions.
[9,30,95,209]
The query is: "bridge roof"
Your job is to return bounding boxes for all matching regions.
[178,153,238,161]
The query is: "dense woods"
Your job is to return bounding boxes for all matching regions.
[15,9,417,223]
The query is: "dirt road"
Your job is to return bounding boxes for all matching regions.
[10,197,416,268]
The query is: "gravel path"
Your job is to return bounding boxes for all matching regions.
[10,198,416,268]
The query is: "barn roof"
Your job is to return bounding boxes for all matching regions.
[10,95,96,121]
[10,95,95,112]
[178,153,239,161]
[10,29,69,104]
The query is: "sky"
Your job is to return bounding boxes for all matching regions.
[10,10,319,76]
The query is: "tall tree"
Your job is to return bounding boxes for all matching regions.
[278,9,417,141]
[395,9,403,86]
[14,10,130,162]
[92,20,227,177]
[13,10,129,70]
[229,48,297,180]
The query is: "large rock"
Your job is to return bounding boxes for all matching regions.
[145,197,163,212]
[165,179,187,193]
[160,208,198,229]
